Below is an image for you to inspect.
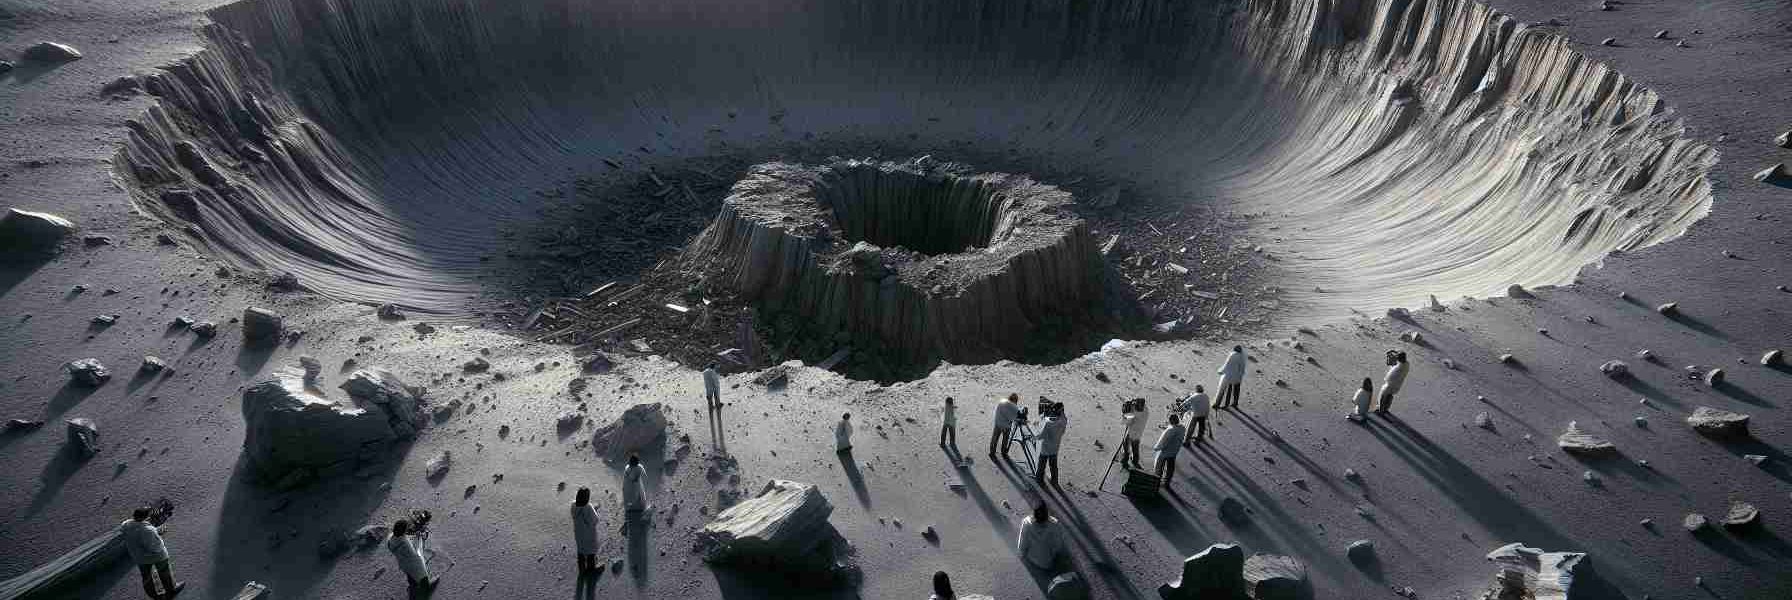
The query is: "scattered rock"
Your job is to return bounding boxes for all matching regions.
[581,353,614,374]
[0,208,78,252]
[90,314,118,326]
[1634,349,1654,361]
[1157,543,1246,600]
[242,369,401,484]
[1480,543,1598,600]
[375,304,406,320]
[1744,454,1767,466]
[463,357,491,373]
[425,450,452,480]
[591,403,670,459]
[63,358,111,386]
[695,479,857,587]
[1654,29,1668,39]
[1557,421,1615,454]
[269,272,301,292]
[412,322,436,335]
[1686,406,1749,438]
[1498,353,1515,364]
[1600,37,1616,46]
[1385,307,1410,319]
[1474,412,1493,429]
[298,355,322,384]
[140,356,168,374]
[1505,284,1531,298]
[1762,349,1784,366]
[23,41,83,62]
[1777,131,1792,149]
[1047,572,1090,600]
[1683,513,1709,532]
[65,418,100,458]
[1243,554,1311,600]
[1755,163,1789,183]
[753,364,790,389]
[1633,416,1647,428]
[1655,302,1678,315]
[243,307,284,342]
[1218,497,1250,525]
[1703,368,1724,386]
[1427,295,1445,311]
[1722,502,1759,529]
[339,368,429,438]
[556,411,585,432]
[191,321,218,337]
[1598,360,1628,378]
[1399,331,1422,343]
[1346,540,1375,564]
[5,418,45,432]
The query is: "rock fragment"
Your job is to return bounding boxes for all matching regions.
[140,356,168,374]
[1480,543,1598,600]
[1505,284,1531,298]
[1557,421,1615,454]
[242,369,400,484]
[1655,302,1678,315]
[243,307,284,342]
[23,41,83,62]
[65,418,100,458]
[1158,543,1246,600]
[1600,37,1616,46]
[591,403,669,459]
[0,208,78,252]
[1703,368,1724,386]
[375,304,406,320]
[1346,539,1375,564]
[1598,360,1628,378]
[425,450,452,480]
[1047,572,1089,600]
[1243,554,1311,600]
[1762,349,1784,366]
[695,479,858,587]
[1723,502,1759,529]
[581,353,614,374]
[1686,406,1749,438]
[1683,513,1708,532]
[63,358,111,386]
[339,368,428,438]
[1755,163,1789,183]
[191,321,218,337]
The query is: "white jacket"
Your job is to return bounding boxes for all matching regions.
[1037,416,1066,455]
[622,463,646,510]
[702,368,721,395]
[119,519,169,565]
[942,403,956,426]
[835,418,854,450]
[1383,362,1410,395]
[1217,350,1248,386]
[571,504,599,553]
[1123,413,1148,440]
[387,534,430,582]
[1016,516,1066,569]
[993,400,1019,428]
[1352,388,1371,415]
[1154,425,1185,462]
[1178,393,1211,418]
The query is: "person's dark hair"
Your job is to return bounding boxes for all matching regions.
[1169,413,1181,424]
[574,487,591,506]
[1033,504,1050,523]
[132,507,151,521]
[707,362,717,369]
[1007,393,1019,402]
[1397,351,1408,363]
[393,518,411,536]
[1120,401,1131,414]
[1361,378,1372,391]
[628,453,640,467]
[1195,384,1204,393]
[1233,345,1243,352]
[944,397,954,405]
[842,412,851,420]
[933,571,955,598]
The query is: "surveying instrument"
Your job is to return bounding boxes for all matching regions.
[1006,403,1041,474]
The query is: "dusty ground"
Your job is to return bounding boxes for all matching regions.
[2,0,1792,599]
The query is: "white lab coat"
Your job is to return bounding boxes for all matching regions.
[622,463,646,511]
[571,504,599,554]
[387,533,430,582]
[702,368,721,396]
[1154,424,1185,464]
[119,519,169,565]
[1217,350,1248,386]
[1351,388,1371,417]
[993,400,1018,429]
[835,418,854,450]
[1382,362,1410,396]
[941,403,956,427]
[1037,416,1066,456]
[1123,413,1148,440]
[1016,516,1066,570]
[1178,393,1211,419]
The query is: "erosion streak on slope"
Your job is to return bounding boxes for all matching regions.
[114,0,1712,321]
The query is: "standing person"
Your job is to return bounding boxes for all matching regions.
[387,517,437,591]
[1377,351,1409,415]
[1178,386,1211,446]
[1347,378,1373,421]
[121,507,182,599]
[622,454,647,514]
[1124,399,1148,468]
[1117,401,1138,468]
[989,394,1020,460]
[1214,345,1248,409]
[835,412,854,453]
[702,363,722,411]
[939,397,957,448]
[1033,403,1066,485]
[1153,414,1186,488]
[570,487,599,573]
[1016,504,1067,571]
[930,571,956,600]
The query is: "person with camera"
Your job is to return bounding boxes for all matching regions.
[1176,386,1211,446]
[1033,400,1067,486]
[387,511,438,592]
[989,394,1020,460]
[121,506,183,599]
[1153,414,1187,489]
[1213,345,1249,409]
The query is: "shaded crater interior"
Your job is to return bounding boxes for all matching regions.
[115,0,1715,372]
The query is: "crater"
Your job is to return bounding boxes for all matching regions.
[114,0,1715,374]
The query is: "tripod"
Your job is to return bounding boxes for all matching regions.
[1006,418,1039,475]
[1096,434,1129,493]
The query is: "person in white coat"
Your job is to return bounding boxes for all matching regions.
[989,394,1020,459]
[1033,407,1067,485]
[1117,401,1142,469]
[939,397,957,448]
[835,412,854,453]
[1214,345,1248,409]
[1153,414,1186,488]
[121,507,182,599]
[1016,504,1067,571]
[1377,351,1409,415]
[1177,386,1211,446]
[622,454,647,513]
[387,517,435,591]
[1348,378,1373,421]
[571,487,600,573]
[702,364,723,411]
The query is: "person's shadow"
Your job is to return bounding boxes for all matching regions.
[836,449,872,510]
[624,512,650,583]
[710,408,729,455]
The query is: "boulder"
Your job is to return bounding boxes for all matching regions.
[1776,131,1792,149]
[65,418,100,458]
[1682,513,1709,532]
[339,368,428,438]
[63,358,110,386]
[0,208,77,252]
[1243,554,1311,600]
[1722,502,1759,529]
[1157,543,1246,600]
[1346,540,1375,564]
[1755,163,1789,183]
[1703,368,1724,386]
[591,403,669,459]
[376,303,406,320]
[242,307,283,341]
[22,41,83,62]
[1762,349,1783,366]
[753,364,790,389]
[1048,572,1090,600]
[581,353,614,374]
[230,581,271,600]
[1557,422,1615,455]
[1505,284,1532,298]
[1597,360,1628,378]
[1480,543,1597,600]
[242,368,397,484]
[1686,406,1749,438]
[698,479,834,562]
[139,356,168,374]
[424,450,452,480]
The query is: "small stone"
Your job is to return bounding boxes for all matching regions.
[425,450,452,480]
[1343,468,1360,481]
[1386,307,1410,319]
[1654,30,1669,39]
[63,358,111,386]
[1582,471,1599,485]
[1633,416,1647,428]
[1683,513,1709,532]
[1474,412,1493,429]
[191,321,218,337]
[463,357,491,373]
[1399,331,1422,343]
[1599,360,1629,377]
[243,307,284,341]
[1745,454,1767,466]
[1762,350,1784,366]
[1755,163,1790,182]
[66,418,100,457]
[1655,302,1678,315]
[1441,358,1455,369]
[1639,518,1653,527]
[91,314,118,326]
[1777,131,1792,149]
[269,272,301,291]
[22,41,83,62]
[1687,406,1750,438]
[1600,37,1617,46]
[376,304,406,320]
[140,356,168,373]
[1703,368,1724,386]
[1558,421,1616,454]
[1505,284,1531,298]
[1674,39,1689,47]
[413,322,436,335]
[1722,502,1759,529]
[1346,539,1375,563]
[1634,349,1654,360]
[1498,353,1515,364]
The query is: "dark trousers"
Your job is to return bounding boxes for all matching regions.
[940,423,956,446]
[1216,382,1242,408]
[1154,454,1177,485]
[138,560,175,598]
[1185,417,1208,443]
[990,426,1012,457]
[706,390,720,410]
[1378,389,1395,412]
[1035,454,1059,482]
[577,553,597,571]
[1119,436,1142,466]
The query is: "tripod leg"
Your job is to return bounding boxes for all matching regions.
[1097,437,1126,492]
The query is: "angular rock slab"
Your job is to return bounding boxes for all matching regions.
[697,479,835,563]
[242,368,396,483]
[1557,421,1615,455]
[1686,406,1749,439]
[1243,554,1311,600]
[65,418,100,458]
[1481,543,1602,600]
[0,208,77,252]
[1047,572,1089,600]
[1158,542,1247,600]
[339,368,428,438]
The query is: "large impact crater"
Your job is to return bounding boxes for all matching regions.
[115,0,1714,366]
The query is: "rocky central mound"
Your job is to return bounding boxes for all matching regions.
[686,159,1103,364]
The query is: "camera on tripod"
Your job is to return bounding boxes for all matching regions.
[1037,398,1065,419]
[409,509,433,538]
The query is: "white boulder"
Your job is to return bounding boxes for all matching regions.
[242,368,398,484]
